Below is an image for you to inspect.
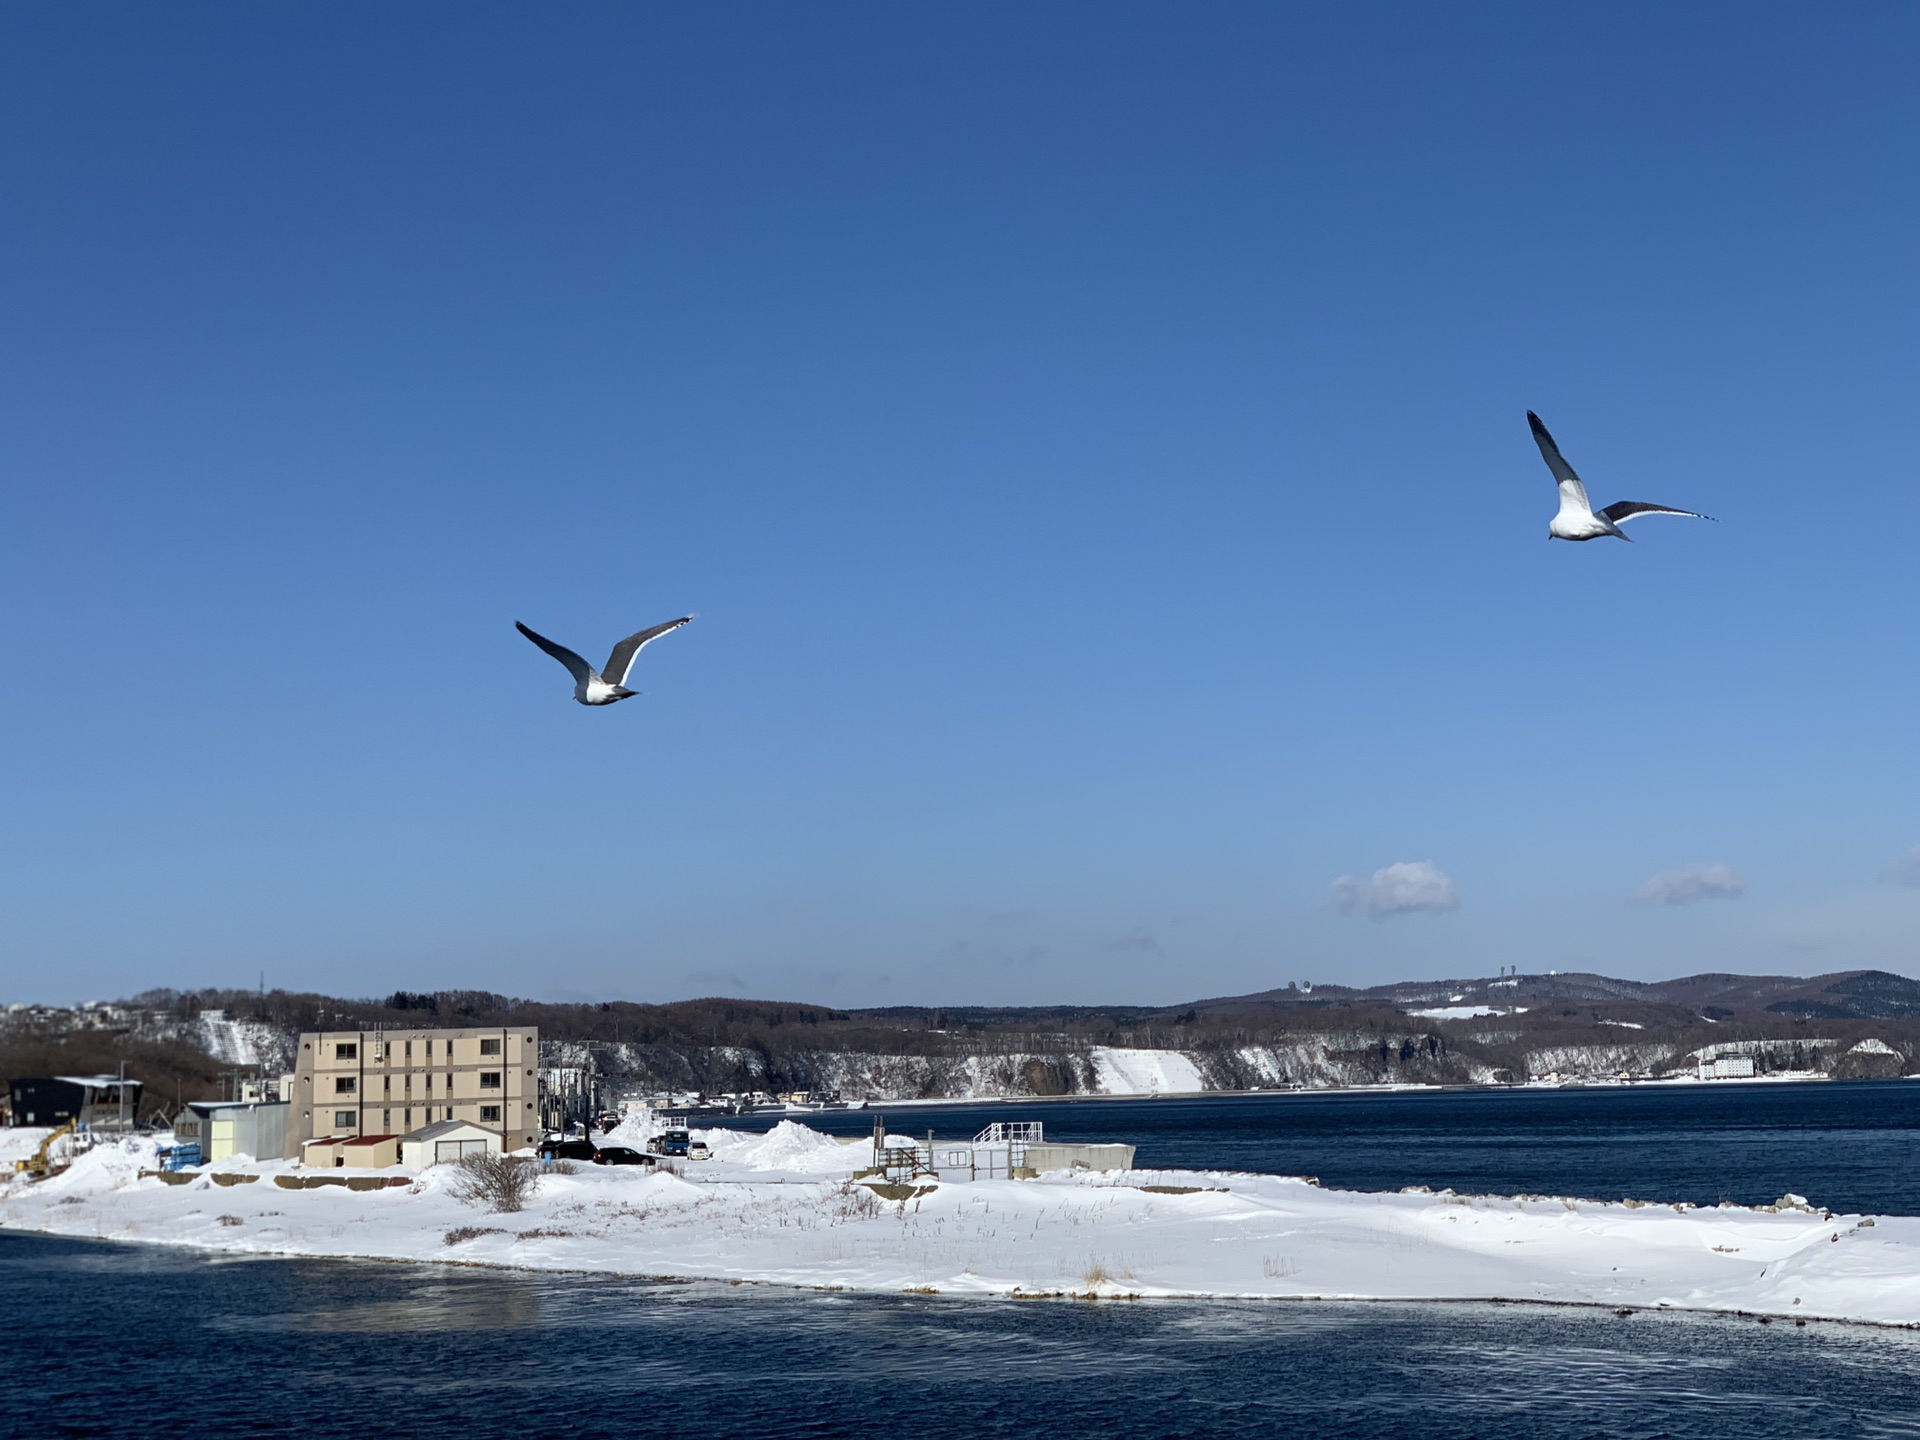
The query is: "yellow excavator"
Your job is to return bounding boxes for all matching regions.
[15,1120,77,1179]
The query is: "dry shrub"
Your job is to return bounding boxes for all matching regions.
[216,1214,245,1228]
[832,1180,884,1221]
[444,1225,507,1245]
[447,1153,539,1214]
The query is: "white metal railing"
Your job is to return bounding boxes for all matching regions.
[973,1121,1043,1145]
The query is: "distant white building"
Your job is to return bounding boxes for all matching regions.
[1699,1054,1755,1080]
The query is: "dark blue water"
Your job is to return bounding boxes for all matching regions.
[4,1231,1919,1439]
[709,1081,1920,1215]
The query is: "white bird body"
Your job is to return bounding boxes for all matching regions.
[1529,411,1714,542]
[1549,495,1626,542]
[516,616,693,706]
[580,676,623,706]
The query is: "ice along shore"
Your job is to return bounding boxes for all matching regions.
[3,1122,1917,1327]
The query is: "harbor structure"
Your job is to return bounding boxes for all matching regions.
[872,1120,1135,1182]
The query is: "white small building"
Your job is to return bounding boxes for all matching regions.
[401,1118,501,1170]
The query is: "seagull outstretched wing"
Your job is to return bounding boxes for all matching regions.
[604,616,693,687]
[516,621,595,684]
[1596,500,1715,525]
[1528,411,1592,515]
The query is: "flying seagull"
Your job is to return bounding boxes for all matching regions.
[515,616,693,706]
[1529,411,1714,542]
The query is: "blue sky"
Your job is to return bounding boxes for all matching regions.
[3,4,1917,1006]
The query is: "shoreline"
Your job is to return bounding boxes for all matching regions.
[1,1227,1908,1332]
[6,1123,1917,1329]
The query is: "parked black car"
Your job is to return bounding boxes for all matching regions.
[591,1146,654,1167]
[539,1138,597,1162]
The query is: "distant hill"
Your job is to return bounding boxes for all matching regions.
[6,967,1916,1117]
[1189,969,1920,1022]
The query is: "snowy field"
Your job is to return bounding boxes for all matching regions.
[4,1121,1918,1327]
[1089,1046,1207,1095]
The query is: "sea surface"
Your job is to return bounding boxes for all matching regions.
[4,1232,1919,1440]
[9,1082,1920,1438]
[710,1079,1920,1216]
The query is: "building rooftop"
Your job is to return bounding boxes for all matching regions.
[400,1118,496,1142]
[49,1075,145,1089]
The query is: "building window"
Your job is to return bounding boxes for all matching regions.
[424,1073,432,1092]
[383,1109,392,1127]
[480,1038,501,1056]
[479,1072,501,1090]
[404,1041,412,1059]
[334,1077,356,1095]
[336,1043,357,1060]
[335,1111,356,1128]
[480,1105,501,1123]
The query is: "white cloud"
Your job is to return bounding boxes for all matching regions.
[1880,846,1920,888]
[1331,861,1461,920]
[1633,863,1745,907]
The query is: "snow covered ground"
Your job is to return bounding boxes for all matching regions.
[1407,1005,1525,1021]
[4,1121,1919,1326]
[1089,1047,1206,1095]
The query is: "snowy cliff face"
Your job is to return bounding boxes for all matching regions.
[577,1043,1104,1101]
[192,1014,292,1070]
[1523,1043,1682,1079]
[1191,1033,1482,1090]
[102,1011,297,1072]
[567,1030,1492,1101]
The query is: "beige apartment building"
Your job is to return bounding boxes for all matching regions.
[291,1026,539,1155]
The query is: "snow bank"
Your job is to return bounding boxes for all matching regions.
[696,1120,864,1176]
[1090,1048,1205,1095]
[0,1128,55,1168]
[7,1123,1920,1328]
